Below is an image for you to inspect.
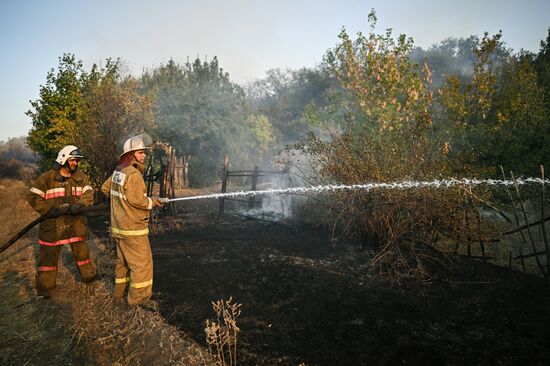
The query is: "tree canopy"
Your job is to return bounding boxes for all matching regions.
[27,54,155,186]
[25,23,550,189]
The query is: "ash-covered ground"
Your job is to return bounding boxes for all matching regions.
[140,199,550,366]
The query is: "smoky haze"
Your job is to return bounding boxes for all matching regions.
[135,29,547,186]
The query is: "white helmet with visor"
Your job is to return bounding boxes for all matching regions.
[55,145,84,165]
[119,133,153,159]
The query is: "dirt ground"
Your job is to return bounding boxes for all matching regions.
[103,198,550,366]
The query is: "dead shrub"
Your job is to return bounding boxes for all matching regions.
[205,297,242,366]
[286,14,494,280]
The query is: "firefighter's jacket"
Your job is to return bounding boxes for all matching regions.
[101,164,154,238]
[27,170,94,245]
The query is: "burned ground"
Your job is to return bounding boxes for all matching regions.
[3,180,550,366]
[120,199,550,366]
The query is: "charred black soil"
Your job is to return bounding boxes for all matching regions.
[133,202,550,366]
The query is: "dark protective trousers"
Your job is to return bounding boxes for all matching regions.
[113,236,153,305]
[37,241,95,294]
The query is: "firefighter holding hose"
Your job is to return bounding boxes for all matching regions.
[101,134,164,309]
[26,145,97,298]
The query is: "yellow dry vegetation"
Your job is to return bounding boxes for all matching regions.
[0,179,210,365]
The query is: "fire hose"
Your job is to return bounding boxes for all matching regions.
[0,204,110,255]
[1,197,174,256]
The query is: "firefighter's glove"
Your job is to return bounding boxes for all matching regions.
[70,204,82,215]
[152,197,168,207]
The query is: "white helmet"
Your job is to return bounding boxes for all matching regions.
[119,133,153,159]
[56,145,84,165]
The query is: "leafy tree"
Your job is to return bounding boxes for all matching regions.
[27,54,85,169]
[247,67,337,146]
[411,35,510,89]
[140,57,250,185]
[436,32,503,175]
[27,54,156,186]
[488,58,548,175]
[533,28,550,107]
[439,32,549,176]
[321,11,435,178]
[245,114,274,155]
[289,11,464,278]
[411,37,477,87]
[76,61,156,186]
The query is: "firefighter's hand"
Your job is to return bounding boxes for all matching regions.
[152,197,168,207]
[70,204,82,215]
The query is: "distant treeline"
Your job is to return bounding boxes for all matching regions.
[24,18,550,188]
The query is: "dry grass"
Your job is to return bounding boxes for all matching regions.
[62,236,210,365]
[0,247,86,365]
[0,179,84,365]
[0,178,212,365]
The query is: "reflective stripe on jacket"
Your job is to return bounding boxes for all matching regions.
[26,170,94,243]
[101,164,153,238]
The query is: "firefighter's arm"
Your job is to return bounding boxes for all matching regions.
[125,172,155,210]
[76,175,94,207]
[101,175,112,198]
[26,175,54,215]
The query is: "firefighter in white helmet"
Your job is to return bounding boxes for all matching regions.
[26,145,97,298]
[101,134,163,308]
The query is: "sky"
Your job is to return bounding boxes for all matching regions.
[1,0,549,142]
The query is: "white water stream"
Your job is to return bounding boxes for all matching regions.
[168,177,549,202]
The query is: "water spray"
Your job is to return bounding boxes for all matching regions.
[160,177,550,203]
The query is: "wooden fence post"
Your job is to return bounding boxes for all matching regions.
[145,158,154,197]
[169,147,177,216]
[219,171,228,213]
[183,155,190,187]
[174,155,182,189]
[249,166,259,209]
[541,165,549,282]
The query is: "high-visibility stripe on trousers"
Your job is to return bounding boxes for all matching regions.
[111,227,149,236]
[38,266,57,271]
[38,236,87,246]
[113,236,153,305]
[77,258,91,266]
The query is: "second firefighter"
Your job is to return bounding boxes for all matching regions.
[101,134,163,306]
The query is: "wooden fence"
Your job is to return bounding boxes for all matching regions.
[144,144,183,217]
[458,166,549,281]
[218,165,287,213]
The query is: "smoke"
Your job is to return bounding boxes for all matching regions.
[411,35,513,89]
[0,136,37,163]
[246,174,294,220]
[410,37,478,88]
[141,57,251,186]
